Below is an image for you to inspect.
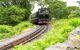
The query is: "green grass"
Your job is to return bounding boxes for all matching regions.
[0,21,33,40]
[14,18,80,50]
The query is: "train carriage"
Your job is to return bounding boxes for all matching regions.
[32,8,49,25]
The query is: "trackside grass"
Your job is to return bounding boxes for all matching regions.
[14,18,80,50]
[0,21,33,40]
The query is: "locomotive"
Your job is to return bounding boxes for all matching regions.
[31,8,49,25]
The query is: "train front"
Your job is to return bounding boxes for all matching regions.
[37,8,49,25]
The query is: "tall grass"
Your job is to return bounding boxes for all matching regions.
[0,21,33,40]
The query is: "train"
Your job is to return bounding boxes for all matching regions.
[31,8,49,25]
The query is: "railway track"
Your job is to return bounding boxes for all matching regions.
[0,25,48,50]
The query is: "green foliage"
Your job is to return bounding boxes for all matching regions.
[0,5,30,25]
[65,6,79,14]
[0,0,32,39]
[68,12,77,18]
[14,18,80,50]
[48,0,67,19]
[12,0,31,8]
[69,18,80,27]
[64,6,80,18]
[47,0,80,19]
[14,21,33,34]
[0,25,15,39]
[0,25,13,33]
[0,21,33,40]
[68,10,80,18]
[0,0,31,25]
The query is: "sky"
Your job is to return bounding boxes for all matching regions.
[63,0,79,6]
[32,0,79,13]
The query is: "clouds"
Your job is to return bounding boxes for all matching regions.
[63,0,79,6]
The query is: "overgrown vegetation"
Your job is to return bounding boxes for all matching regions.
[0,0,33,40]
[0,6,29,25]
[0,21,33,40]
[0,0,80,50]
[14,18,80,50]
[0,0,31,25]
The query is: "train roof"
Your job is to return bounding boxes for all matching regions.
[38,8,48,10]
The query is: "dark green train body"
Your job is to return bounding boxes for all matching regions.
[32,8,49,25]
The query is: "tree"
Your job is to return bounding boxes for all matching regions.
[0,6,27,25]
[63,6,80,18]
[64,6,80,18]
[48,0,67,19]
[0,0,31,25]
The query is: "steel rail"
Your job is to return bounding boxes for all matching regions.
[0,25,48,50]
[23,25,48,43]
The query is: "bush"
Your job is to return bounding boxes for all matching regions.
[68,11,80,18]
[14,21,33,34]
[0,5,30,25]
[0,25,15,39]
[0,25,13,33]
[69,18,80,27]
[0,21,33,40]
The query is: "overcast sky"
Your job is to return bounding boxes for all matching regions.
[63,0,79,6]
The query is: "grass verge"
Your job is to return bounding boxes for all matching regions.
[0,21,33,40]
[14,18,80,50]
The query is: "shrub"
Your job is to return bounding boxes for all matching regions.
[68,11,79,18]
[0,5,30,25]
[14,21,33,34]
[69,18,80,27]
[0,21,33,40]
[0,25,13,33]
[0,25,15,39]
